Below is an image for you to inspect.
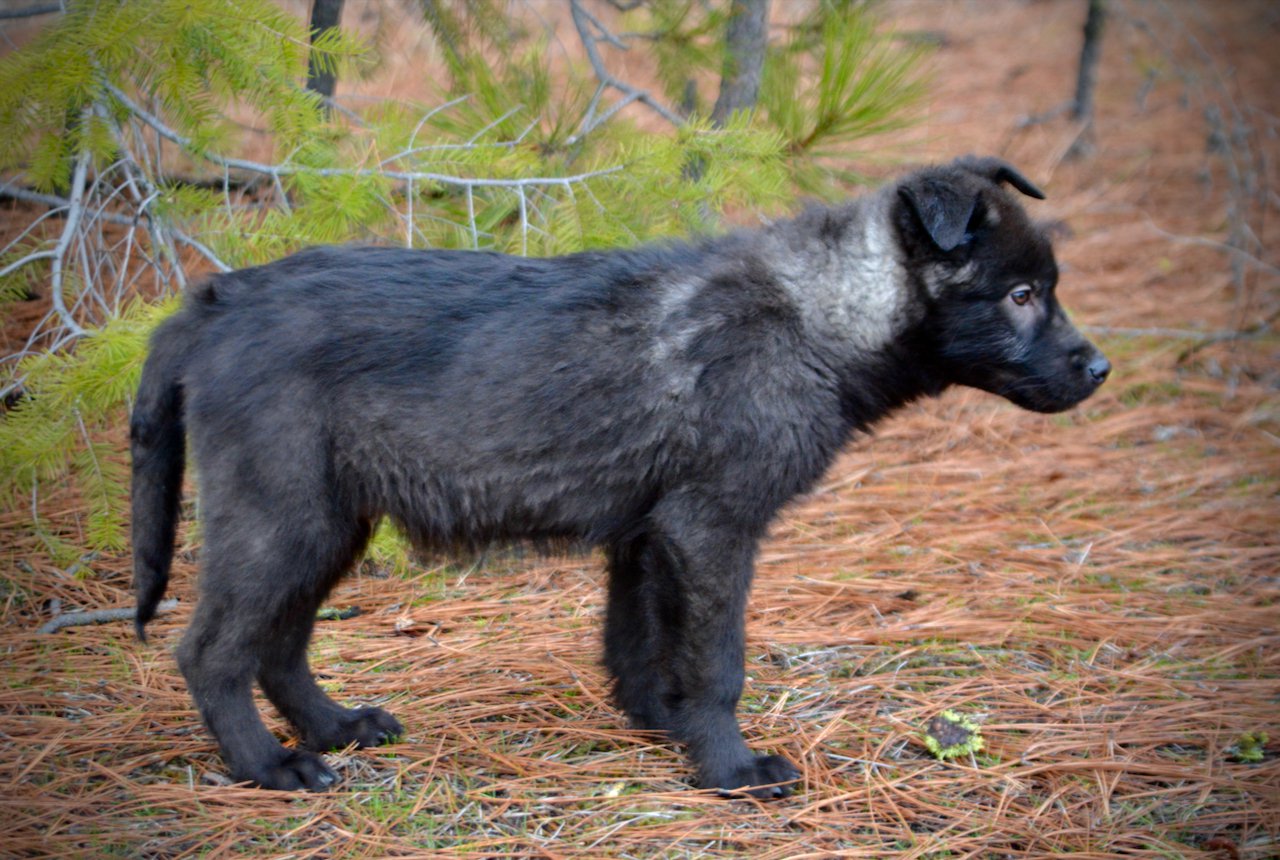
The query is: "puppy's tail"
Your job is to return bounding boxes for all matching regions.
[130,313,192,642]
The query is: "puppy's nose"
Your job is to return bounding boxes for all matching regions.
[1087,354,1111,385]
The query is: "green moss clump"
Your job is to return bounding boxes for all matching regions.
[1228,731,1268,763]
[923,710,985,760]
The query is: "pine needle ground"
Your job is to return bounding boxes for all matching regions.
[1,1,1277,857]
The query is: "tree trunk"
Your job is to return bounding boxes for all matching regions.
[710,0,770,126]
[1071,0,1106,123]
[306,0,345,105]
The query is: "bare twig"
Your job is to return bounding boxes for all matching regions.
[37,599,178,635]
[567,0,683,145]
[103,82,625,192]
[466,184,478,249]
[170,229,232,273]
[1,183,122,226]
[0,249,57,280]
[1132,2,1271,332]
[1,77,630,383]
[0,3,62,20]
[0,180,230,274]
[0,201,67,257]
[1143,216,1280,279]
[46,146,90,339]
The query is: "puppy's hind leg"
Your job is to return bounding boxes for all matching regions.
[179,507,398,791]
[255,518,403,754]
[177,526,339,791]
[605,533,677,733]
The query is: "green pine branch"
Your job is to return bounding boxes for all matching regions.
[0,0,923,561]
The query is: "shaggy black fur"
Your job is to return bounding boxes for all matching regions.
[131,156,1108,795]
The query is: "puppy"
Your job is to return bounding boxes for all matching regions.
[131,156,1108,795]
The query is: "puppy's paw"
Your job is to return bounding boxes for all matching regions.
[704,754,800,799]
[343,706,404,748]
[304,706,403,751]
[237,748,338,792]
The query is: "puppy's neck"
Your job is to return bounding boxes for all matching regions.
[769,190,910,359]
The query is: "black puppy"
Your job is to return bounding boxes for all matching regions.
[131,156,1109,795]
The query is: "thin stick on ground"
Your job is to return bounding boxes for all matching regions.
[36,599,179,635]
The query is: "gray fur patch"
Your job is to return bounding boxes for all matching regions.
[647,275,706,400]
[768,192,907,355]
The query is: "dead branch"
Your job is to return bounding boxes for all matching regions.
[0,4,62,20]
[37,599,179,635]
[567,0,684,145]
[103,82,626,192]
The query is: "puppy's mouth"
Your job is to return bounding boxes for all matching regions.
[993,371,1106,414]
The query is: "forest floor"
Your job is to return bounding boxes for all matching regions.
[1,1,1277,857]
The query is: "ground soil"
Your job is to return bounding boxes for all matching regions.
[1,1,1277,858]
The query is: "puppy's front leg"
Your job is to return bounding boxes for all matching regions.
[649,495,800,798]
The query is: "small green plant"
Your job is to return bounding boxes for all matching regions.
[923,709,985,760]
[1227,730,1268,763]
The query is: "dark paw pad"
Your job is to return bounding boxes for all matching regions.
[305,706,403,751]
[240,748,338,792]
[706,754,800,799]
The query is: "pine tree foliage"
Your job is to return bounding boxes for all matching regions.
[761,3,928,194]
[642,0,729,115]
[0,0,364,191]
[0,0,925,560]
[628,0,928,194]
[1,299,176,557]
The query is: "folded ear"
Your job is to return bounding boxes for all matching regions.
[954,155,1046,200]
[897,177,979,252]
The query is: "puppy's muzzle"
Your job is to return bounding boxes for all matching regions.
[1072,344,1111,390]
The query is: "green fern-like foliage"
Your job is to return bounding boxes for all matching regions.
[620,0,928,196]
[761,3,929,194]
[0,0,365,190]
[0,0,923,563]
[639,0,728,116]
[0,300,177,553]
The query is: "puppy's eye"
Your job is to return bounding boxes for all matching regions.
[1008,287,1033,306]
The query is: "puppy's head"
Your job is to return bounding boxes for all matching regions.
[893,156,1109,413]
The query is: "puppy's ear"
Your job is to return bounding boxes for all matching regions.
[897,177,979,252]
[954,155,1046,200]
